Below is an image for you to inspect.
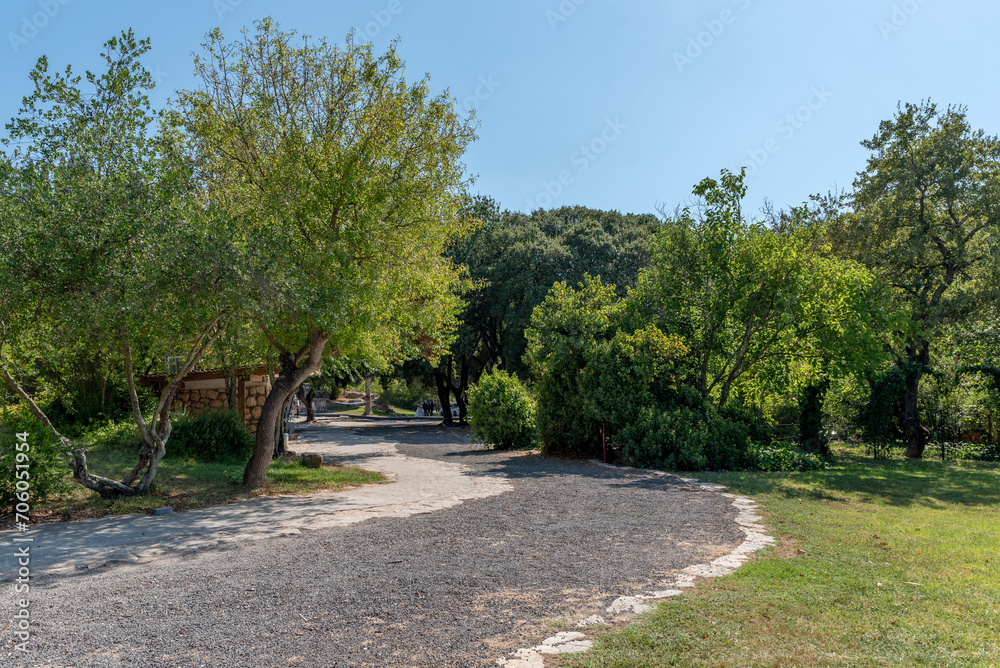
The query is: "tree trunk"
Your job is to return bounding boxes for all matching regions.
[274,392,293,455]
[448,356,470,424]
[433,362,453,426]
[903,341,931,458]
[243,328,329,488]
[224,361,239,411]
[363,374,374,416]
[297,385,316,422]
[798,379,830,455]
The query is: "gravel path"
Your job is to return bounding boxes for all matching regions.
[3,422,743,667]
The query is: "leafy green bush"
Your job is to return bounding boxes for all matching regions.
[533,352,599,457]
[467,370,537,450]
[0,406,72,511]
[582,325,689,435]
[165,410,255,463]
[616,407,707,470]
[616,406,754,471]
[527,277,620,458]
[749,441,826,471]
[36,380,155,436]
[80,419,145,451]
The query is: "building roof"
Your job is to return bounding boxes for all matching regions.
[138,365,274,387]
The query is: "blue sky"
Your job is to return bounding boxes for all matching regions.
[2,0,997,218]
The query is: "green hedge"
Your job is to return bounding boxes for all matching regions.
[615,406,755,471]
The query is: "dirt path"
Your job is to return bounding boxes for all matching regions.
[2,421,751,667]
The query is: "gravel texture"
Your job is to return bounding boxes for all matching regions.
[4,424,741,667]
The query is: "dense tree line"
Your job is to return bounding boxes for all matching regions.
[439,103,999,464]
[2,22,998,502]
[425,199,663,423]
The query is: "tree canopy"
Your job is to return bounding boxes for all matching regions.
[175,19,477,486]
[631,169,889,411]
[830,101,1000,456]
[1,31,241,496]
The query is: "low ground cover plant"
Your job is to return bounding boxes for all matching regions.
[749,440,826,471]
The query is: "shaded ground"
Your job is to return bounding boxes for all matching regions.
[5,423,741,667]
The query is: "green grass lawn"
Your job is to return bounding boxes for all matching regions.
[557,444,1000,667]
[23,439,387,526]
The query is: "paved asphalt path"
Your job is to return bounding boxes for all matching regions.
[2,420,743,667]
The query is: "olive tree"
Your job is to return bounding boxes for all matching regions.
[176,20,476,487]
[0,32,242,497]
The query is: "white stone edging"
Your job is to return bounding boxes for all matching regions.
[497,462,774,667]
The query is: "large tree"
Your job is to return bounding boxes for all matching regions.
[177,19,475,487]
[0,32,242,497]
[632,169,887,411]
[833,102,1000,457]
[418,199,663,423]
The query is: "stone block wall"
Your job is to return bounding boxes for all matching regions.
[242,383,269,434]
[171,388,228,414]
[169,379,272,434]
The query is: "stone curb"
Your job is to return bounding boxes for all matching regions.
[496,462,774,667]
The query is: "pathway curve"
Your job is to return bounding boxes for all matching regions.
[0,419,509,578]
[2,420,766,667]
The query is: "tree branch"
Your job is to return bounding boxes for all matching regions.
[258,322,291,356]
[0,344,71,448]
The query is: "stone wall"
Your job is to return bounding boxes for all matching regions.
[171,387,228,414]
[170,379,271,434]
[242,383,269,434]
